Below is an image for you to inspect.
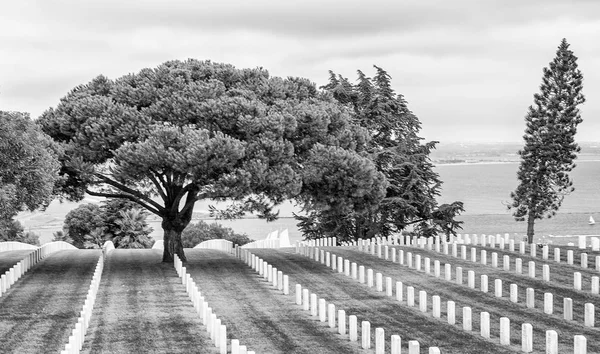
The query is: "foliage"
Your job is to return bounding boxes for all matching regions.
[181,220,253,248]
[509,38,585,243]
[112,208,154,249]
[0,219,40,245]
[63,202,154,249]
[52,230,73,244]
[63,203,104,248]
[0,111,62,223]
[302,66,463,241]
[39,59,379,261]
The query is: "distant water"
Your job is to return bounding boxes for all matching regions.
[24,161,600,246]
[435,160,600,240]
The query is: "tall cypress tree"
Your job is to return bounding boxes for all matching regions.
[510,38,585,243]
[300,66,463,241]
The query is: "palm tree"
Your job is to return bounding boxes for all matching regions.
[112,208,154,249]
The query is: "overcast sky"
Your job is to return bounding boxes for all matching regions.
[2,0,599,143]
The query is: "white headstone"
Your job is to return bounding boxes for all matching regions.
[522,323,533,353]
[462,307,472,331]
[526,288,535,308]
[500,317,510,345]
[338,309,346,335]
[544,293,553,314]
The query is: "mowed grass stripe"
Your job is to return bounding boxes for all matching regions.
[185,248,369,354]
[0,249,101,353]
[251,248,516,354]
[327,246,600,353]
[0,250,35,275]
[81,249,219,354]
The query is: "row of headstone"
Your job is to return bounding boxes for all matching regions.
[0,241,38,252]
[378,243,597,328]
[357,244,594,352]
[306,246,537,350]
[1,241,76,298]
[242,249,444,354]
[194,239,234,253]
[432,238,600,295]
[175,255,254,354]
[60,243,111,354]
[438,233,600,272]
[297,237,337,248]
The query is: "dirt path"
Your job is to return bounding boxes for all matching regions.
[0,250,35,274]
[311,247,600,353]
[0,249,101,353]
[251,248,520,354]
[185,249,372,354]
[82,249,218,354]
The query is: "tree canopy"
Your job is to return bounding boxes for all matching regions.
[296,66,463,241]
[0,111,61,223]
[510,38,585,243]
[40,59,383,261]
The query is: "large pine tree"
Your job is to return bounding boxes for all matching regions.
[510,38,585,243]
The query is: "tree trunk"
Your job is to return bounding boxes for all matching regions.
[162,218,187,263]
[526,212,535,244]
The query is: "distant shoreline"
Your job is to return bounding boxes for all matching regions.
[434,158,600,166]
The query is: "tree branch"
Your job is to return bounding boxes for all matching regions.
[148,169,168,203]
[92,173,166,214]
[171,183,197,213]
[85,189,163,216]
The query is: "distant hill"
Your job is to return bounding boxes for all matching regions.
[430,141,600,164]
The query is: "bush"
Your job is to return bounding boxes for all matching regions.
[0,219,40,246]
[63,202,154,249]
[181,221,253,248]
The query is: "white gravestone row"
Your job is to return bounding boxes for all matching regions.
[60,248,108,354]
[355,240,595,347]
[174,255,243,354]
[243,249,443,353]
[2,241,76,298]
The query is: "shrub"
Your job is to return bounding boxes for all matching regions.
[181,221,253,248]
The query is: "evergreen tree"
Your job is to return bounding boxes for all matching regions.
[509,38,585,243]
[305,66,464,241]
[40,59,382,261]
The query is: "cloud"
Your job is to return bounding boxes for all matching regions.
[1,0,599,142]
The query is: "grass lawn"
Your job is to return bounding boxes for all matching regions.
[315,245,599,353]
[1,244,597,353]
[81,249,219,354]
[0,250,34,274]
[0,249,101,353]
[185,248,372,354]
[250,248,519,354]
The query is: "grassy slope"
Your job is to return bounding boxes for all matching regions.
[0,249,101,353]
[250,248,520,354]
[0,250,35,274]
[184,249,372,354]
[81,249,219,354]
[321,245,600,353]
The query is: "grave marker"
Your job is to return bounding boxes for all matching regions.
[463,307,472,331]
[546,330,558,354]
[481,275,488,293]
[338,310,346,335]
[564,298,573,320]
[544,293,553,314]
[526,288,535,308]
[522,323,533,353]
[447,301,455,324]
[500,317,510,345]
